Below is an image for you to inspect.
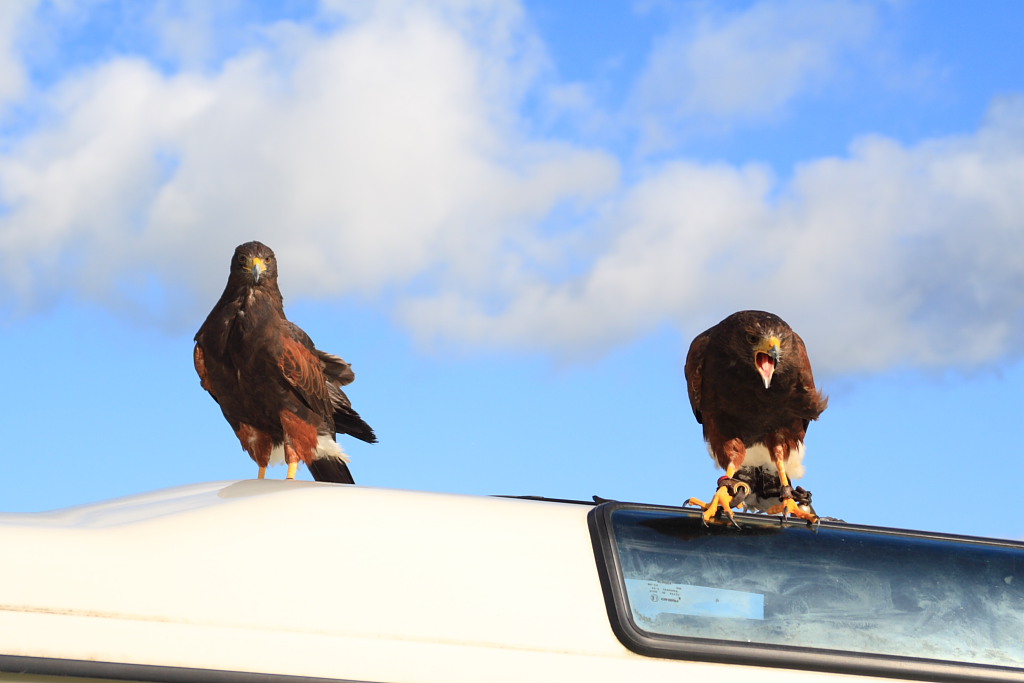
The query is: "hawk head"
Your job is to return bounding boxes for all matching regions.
[731,310,793,389]
[229,241,279,289]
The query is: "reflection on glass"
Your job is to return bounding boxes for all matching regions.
[610,509,1024,669]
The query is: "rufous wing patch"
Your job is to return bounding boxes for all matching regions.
[279,335,331,417]
[193,344,212,393]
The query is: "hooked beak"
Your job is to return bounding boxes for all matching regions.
[250,257,267,282]
[755,336,782,389]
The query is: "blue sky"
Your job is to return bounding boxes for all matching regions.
[1,0,1022,541]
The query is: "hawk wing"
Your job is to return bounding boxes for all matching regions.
[193,336,244,433]
[787,329,829,427]
[282,321,377,444]
[193,343,213,397]
[317,349,355,387]
[278,322,334,422]
[684,326,712,425]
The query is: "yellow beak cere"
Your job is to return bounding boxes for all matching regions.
[250,257,267,282]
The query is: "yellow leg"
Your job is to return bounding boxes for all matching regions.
[685,464,749,525]
[257,466,267,479]
[765,448,819,524]
[286,462,298,480]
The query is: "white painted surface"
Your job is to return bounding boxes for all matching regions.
[0,480,903,682]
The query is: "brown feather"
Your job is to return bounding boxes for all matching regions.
[685,310,827,473]
[279,333,333,420]
[684,327,712,425]
[194,241,376,483]
[193,344,212,395]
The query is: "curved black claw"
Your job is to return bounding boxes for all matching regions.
[716,477,750,529]
[775,484,795,525]
[685,476,751,528]
[707,503,742,530]
[767,483,820,527]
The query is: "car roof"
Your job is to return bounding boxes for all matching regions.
[0,480,1003,683]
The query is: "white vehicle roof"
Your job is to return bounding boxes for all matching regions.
[0,480,1017,682]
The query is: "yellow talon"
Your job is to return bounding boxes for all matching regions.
[257,466,267,479]
[766,497,819,524]
[704,484,736,524]
[286,462,298,479]
[685,465,749,526]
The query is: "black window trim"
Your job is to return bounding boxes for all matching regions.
[587,501,1024,683]
[0,654,377,683]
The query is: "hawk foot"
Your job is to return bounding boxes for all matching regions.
[766,489,819,526]
[685,477,751,527]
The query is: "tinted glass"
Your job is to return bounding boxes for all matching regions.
[606,507,1024,670]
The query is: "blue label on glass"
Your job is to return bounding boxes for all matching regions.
[626,579,765,621]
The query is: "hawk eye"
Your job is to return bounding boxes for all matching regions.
[746,333,759,344]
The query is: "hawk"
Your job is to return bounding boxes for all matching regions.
[194,241,377,483]
[684,310,828,525]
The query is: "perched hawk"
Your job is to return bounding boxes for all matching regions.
[684,310,828,525]
[194,241,377,483]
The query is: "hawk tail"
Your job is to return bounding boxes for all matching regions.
[308,458,356,484]
[335,409,378,444]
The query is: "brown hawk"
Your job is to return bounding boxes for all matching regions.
[194,241,377,483]
[684,310,827,525]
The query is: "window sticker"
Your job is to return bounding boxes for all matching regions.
[625,579,765,621]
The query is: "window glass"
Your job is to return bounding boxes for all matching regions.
[594,505,1024,675]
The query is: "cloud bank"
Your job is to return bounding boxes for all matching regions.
[629,0,878,147]
[0,0,1021,374]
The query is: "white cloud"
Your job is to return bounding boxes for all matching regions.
[629,0,878,146]
[0,1,617,325]
[401,97,1024,373]
[0,0,1021,374]
[0,0,36,112]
